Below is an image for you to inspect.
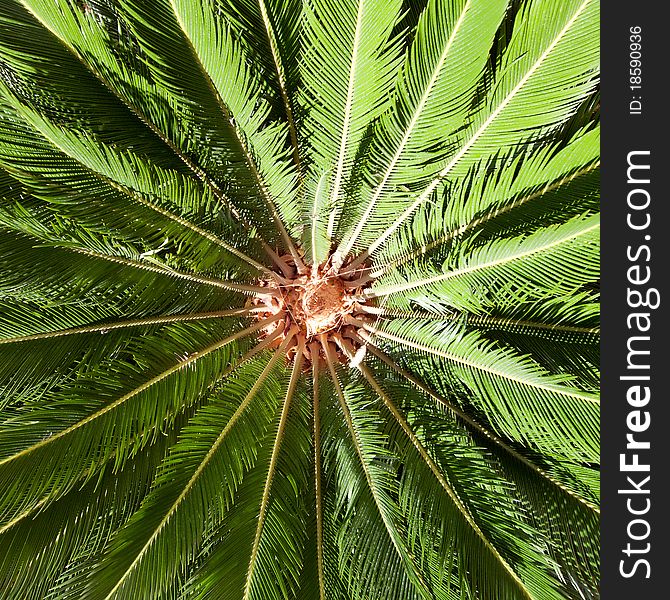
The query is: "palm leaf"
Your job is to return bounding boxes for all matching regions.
[300,0,404,264]
[0,1,600,598]
[348,0,599,264]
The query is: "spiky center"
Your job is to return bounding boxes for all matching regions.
[250,256,373,366]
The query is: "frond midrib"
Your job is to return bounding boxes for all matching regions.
[359,0,595,261]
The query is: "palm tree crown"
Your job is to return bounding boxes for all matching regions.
[0,0,599,599]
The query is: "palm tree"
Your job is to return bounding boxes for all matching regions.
[0,0,599,598]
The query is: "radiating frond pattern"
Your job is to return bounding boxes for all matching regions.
[0,0,599,598]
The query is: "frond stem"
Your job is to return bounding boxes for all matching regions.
[243,334,304,600]
[356,304,599,335]
[0,496,49,535]
[105,180,272,276]
[0,316,281,469]
[102,331,294,600]
[336,336,532,600]
[257,0,302,179]
[0,308,264,345]
[320,336,432,597]
[67,246,276,296]
[346,317,599,405]
[369,161,600,279]
[360,220,600,300]
[310,341,326,600]
[170,0,307,274]
[325,0,366,244]
[354,330,599,514]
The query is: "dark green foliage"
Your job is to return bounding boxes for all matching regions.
[0,1,599,598]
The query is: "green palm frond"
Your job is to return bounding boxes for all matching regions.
[334,0,510,264]
[367,213,599,314]
[344,0,598,266]
[300,0,404,263]
[0,0,600,598]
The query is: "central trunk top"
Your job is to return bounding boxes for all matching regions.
[300,276,346,335]
[249,253,373,366]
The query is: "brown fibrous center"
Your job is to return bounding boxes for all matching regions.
[248,255,374,367]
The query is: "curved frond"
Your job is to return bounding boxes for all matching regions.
[300,0,403,264]
[0,318,278,529]
[335,0,509,263]
[354,317,599,462]
[0,1,600,597]
[89,336,292,600]
[368,214,599,316]
[352,0,599,264]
